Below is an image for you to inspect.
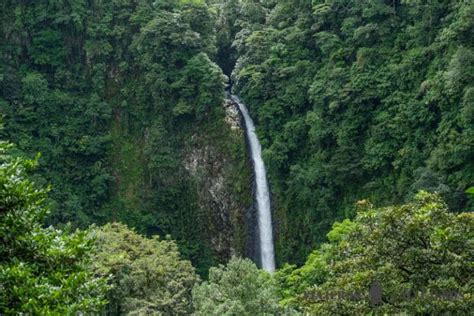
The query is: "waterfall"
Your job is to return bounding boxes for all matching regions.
[230,94,276,272]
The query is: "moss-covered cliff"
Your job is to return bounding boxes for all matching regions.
[0,0,253,274]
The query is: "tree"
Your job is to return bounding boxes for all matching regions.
[274,219,357,308]
[300,192,473,314]
[0,141,108,314]
[172,53,226,120]
[192,257,281,315]
[91,222,199,315]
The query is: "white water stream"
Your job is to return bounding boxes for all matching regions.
[230,94,275,272]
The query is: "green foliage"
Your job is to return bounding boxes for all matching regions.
[0,1,473,313]
[92,222,199,315]
[274,219,356,308]
[230,0,474,266]
[289,192,473,314]
[466,187,474,195]
[0,141,107,314]
[172,52,226,120]
[0,0,251,274]
[192,257,281,315]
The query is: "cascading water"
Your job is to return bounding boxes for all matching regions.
[230,94,276,272]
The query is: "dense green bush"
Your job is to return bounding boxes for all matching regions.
[0,141,107,314]
[192,257,281,315]
[276,192,474,314]
[92,222,199,315]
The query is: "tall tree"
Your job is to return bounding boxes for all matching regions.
[92,222,199,315]
[192,257,281,315]
[0,140,108,314]
[279,192,474,314]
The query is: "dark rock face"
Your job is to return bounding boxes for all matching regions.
[183,99,255,263]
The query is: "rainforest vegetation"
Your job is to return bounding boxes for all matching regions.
[1,0,473,314]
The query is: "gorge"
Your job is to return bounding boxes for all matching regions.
[1,0,473,314]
